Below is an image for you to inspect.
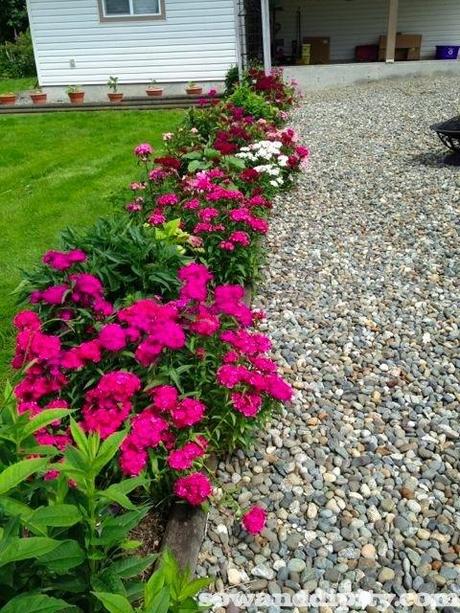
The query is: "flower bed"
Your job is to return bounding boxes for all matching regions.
[1,67,309,611]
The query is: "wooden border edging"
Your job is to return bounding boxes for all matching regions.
[158,454,217,572]
[0,94,223,115]
[160,501,210,570]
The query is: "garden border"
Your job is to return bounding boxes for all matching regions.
[0,95,219,115]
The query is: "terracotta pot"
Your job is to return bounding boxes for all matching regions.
[186,86,203,96]
[146,87,164,97]
[108,92,124,103]
[0,94,17,105]
[30,92,47,105]
[68,91,85,104]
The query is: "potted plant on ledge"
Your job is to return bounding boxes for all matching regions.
[0,92,17,105]
[146,78,164,97]
[185,81,203,96]
[107,76,124,103]
[30,88,47,105]
[66,85,85,104]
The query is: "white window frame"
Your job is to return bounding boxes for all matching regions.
[98,0,165,22]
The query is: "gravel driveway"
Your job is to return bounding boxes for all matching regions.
[198,76,460,611]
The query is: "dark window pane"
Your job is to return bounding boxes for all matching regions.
[105,0,130,15]
[133,0,159,14]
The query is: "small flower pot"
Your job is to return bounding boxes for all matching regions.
[108,92,124,103]
[0,94,17,105]
[30,92,48,105]
[146,87,164,97]
[186,86,203,96]
[68,91,85,104]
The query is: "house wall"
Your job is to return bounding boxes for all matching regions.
[275,0,460,62]
[27,0,238,86]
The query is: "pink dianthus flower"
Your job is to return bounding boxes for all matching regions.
[173,471,212,505]
[134,143,153,158]
[241,505,267,534]
[171,398,206,428]
[98,324,127,352]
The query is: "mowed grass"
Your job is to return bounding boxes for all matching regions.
[0,109,184,383]
[0,77,37,94]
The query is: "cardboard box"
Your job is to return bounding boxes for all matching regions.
[302,37,330,64]
[378,34,422,61]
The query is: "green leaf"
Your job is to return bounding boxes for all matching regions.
[38,539,85,573]
[98,488,135,510]
[107,555,156,579]
[179,577,213,601]
[0,496,47,536]
[0,496,34,520]
[0,593,73,613]
[98,475,147,509]
[145,586,170,613]
[120,540,142,551]
[92,430,126,473]
[69,419,89,455]
[96,509,149,547]
[0,458,48,495]
[203,148,220,160]
[125,580,144,602]
[30,504,82,527]
[225,155,246,170]
[161,549,181,585]
[144,569,164,610]
[0,537,61,566]
[92,592,134,613]
[182,151,203,160]
[20,409,71,441]
[63,446,89,473]
[187,160,208,173]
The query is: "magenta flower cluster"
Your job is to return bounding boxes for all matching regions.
[12,255,293,507]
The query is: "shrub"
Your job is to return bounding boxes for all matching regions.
[0,29,36,78]
[228,81,278,121]
[224,64,240,96]
[20,216,189,307]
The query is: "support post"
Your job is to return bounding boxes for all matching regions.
[233,0,243,79]
[385,0,399,63]
[260,0,272,75]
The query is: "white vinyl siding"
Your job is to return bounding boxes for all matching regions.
[275,0,460,62]
[27,0,237,86]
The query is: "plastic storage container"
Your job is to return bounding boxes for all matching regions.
[436,45,460,60]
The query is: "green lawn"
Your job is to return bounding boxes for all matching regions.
[0,77,37,94]
[0,109,184,383]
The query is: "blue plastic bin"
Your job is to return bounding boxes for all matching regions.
[436,45,460,60]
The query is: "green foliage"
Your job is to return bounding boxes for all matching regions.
[228,82,278,121]
[0,30,35,78]
[0,0,28,43]
[94,549,210,612]
[224,65,240,96]
[18,215,188,312]
[0,396,156,611]
[107,77,119,93]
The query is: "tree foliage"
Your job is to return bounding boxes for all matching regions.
[0,0,29,43]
